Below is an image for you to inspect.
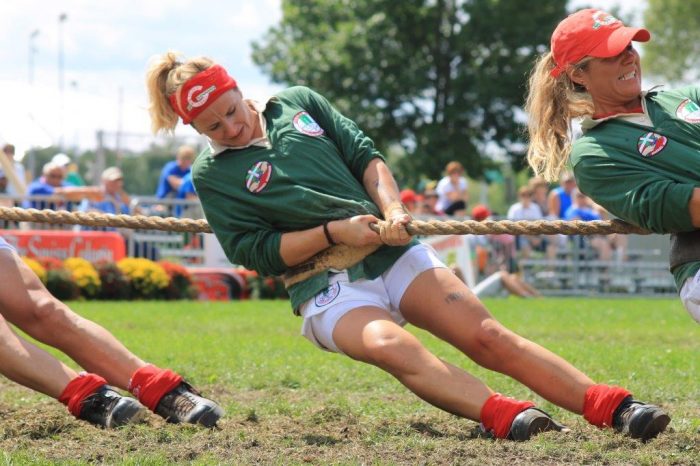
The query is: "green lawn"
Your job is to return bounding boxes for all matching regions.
[0,298,698,465]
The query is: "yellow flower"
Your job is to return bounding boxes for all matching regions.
[63,257,101,297]
[117,258,169,298]
[22,257,47,283]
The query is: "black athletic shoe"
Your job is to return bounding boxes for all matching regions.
[507,407,570,441]
[78,385,147,428]
[154,382,223,427]
[613,396,670,442]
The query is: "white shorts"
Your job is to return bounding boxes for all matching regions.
[299,243,447,353]
[0,236,16,254]
[679,269,700,324]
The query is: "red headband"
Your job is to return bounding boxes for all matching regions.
[168,65,237,124]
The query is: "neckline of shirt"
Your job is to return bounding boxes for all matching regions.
[209,98,274,156]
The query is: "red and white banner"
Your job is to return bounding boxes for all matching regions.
[0,230,125,262]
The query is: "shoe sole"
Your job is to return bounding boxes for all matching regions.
[510,413,569,441]
[633,410,671,442]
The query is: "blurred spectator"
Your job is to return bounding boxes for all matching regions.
[26,162,101,211]
[81,167,157,260]
[2,144,27,197]
[51,153,85,186]
[507,186,545,258]
[564,189,614,261]
[0,171,8,195]
[421,188,443,216]
[26,162,69,210]
[547,171,576,219]
[174,172,199,217]
[84,167,130,215]
[528,176,550,217]
[593,204,628,263]
[399,188,427,215]
[156,145,195,199]
[468,204,540,298]
[436,161,469,216]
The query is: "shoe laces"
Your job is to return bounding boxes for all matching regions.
[164,384,199,418]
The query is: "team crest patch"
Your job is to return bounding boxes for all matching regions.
[591,11,618,29]
[292,111,324,136]
[676,99,700,124]
[637,132,668,158]
[245,161,273,193]
[315,282,341,307]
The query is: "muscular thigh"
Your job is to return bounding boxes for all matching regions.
[0,250,47,322]
[399,267,494,340]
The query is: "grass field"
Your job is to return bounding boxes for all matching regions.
[0,298,698,465]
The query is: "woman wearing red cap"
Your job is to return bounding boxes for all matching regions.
[526,8,700,326]
[147,51,668,441]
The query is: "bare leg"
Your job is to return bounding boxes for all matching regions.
[0,313,76,399]
[0,250,145,388]
[400,268,594,413]
[332,307,493,420]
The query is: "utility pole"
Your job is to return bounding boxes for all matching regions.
[28,29,39,84]
[58,12,67,149]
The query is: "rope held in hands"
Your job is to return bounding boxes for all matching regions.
[0,206,650,286]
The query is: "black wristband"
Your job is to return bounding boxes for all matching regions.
[322,221,337,246]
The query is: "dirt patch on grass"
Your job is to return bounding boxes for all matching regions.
[0,385,698,465]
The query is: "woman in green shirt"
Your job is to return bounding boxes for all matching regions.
[146,51,669,441]
[525,8,700,325]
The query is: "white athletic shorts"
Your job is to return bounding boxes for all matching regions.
[0,236,16,254]
[299,243,447,353]
[679,269,700,324]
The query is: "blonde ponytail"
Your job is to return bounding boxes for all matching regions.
[145,52,215,134]
[525,52,594,182]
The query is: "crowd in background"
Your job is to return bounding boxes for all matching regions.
[399,160,629,295]
[1,145,628,283]
[0,143,199,219]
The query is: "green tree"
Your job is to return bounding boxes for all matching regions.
[252,0,566,184]
[643,0,700,84]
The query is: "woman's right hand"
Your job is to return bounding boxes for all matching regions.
[328,215,383,247]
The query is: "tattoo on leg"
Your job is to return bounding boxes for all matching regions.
[444,291,466,304]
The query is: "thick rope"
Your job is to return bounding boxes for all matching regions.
[0,207,212,233]
[0,206,650,236]
[0,206,652,287]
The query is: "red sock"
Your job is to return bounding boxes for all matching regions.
[128,365,183,411]
[583,384,631,428]
[58,373,107,418]
[480,393,535,439]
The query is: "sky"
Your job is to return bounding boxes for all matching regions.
[0,0,645,158]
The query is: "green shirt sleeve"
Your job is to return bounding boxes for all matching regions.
[572,145,695,233]
[292,86,384,182]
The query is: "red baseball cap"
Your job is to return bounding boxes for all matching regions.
[471,204,491,222]
[550,9,650,77]
[400,189,417,204]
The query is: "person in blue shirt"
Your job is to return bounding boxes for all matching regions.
[155,145,195,199]
[26,162,72,210]
[174,172,198,217]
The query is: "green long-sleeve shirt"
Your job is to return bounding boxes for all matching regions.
[193,86,414,310]
[571,86,700,290]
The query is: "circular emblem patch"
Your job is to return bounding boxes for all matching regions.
[637,132,668,158]
[292,111,324,136]
[314,282,341,307]
[676,99,700,124]
[245,161,273,193]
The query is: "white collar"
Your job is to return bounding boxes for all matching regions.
[580,87,662,132]
[209,98,272,155]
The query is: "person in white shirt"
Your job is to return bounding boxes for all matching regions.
[507,186,545,258]
[435,161,469,216]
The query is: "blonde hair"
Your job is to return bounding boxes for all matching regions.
[145,52,215,134]
[524,52,595,182]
